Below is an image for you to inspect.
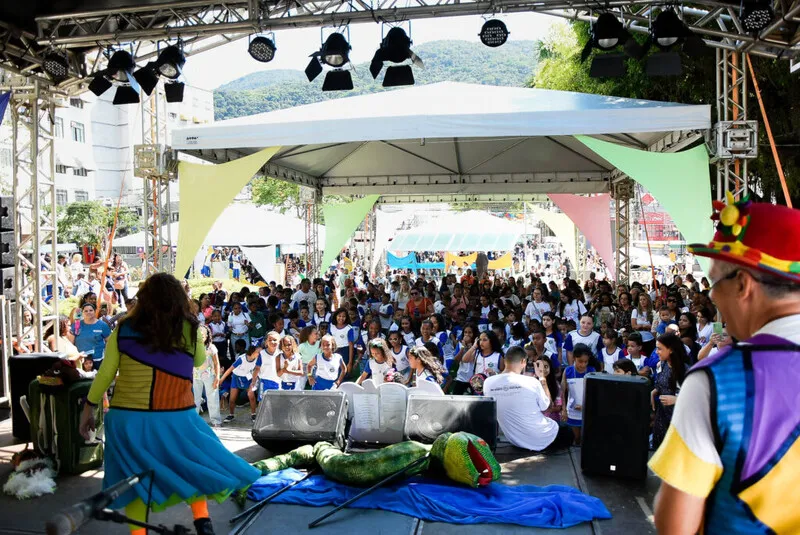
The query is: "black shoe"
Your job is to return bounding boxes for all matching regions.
[194,517,215,535]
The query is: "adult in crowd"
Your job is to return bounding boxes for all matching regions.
[483,346,574,451]
[79,273,259,535]
[73,303,111,370]
[405,287,434,327]
[291,278,317,310]
[650,200,800,533]
[109,253,129,304]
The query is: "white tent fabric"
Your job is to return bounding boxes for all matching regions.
[174,82,710,150]
[630,247,672,267]
[113,203,325,248]
[173,83,711,197]
[389,211,523,252]
[240,245,276,282]
[372,209,407,272]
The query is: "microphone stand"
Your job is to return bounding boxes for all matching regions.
[92,509,192,535]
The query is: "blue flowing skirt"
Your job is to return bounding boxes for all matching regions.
[104,408,260,511]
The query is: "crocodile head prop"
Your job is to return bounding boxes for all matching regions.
[430,432,501,488]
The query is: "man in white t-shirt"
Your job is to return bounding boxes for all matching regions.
[291,278,317,311]
[484,346,574,451]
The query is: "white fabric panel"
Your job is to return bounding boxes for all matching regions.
[389,211,523,252]
[372,209,407,272]
[240,245,276,282]
[173,82,711,150]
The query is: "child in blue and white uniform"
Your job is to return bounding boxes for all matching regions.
[387,331,410,382]
[277,335,304,390]
[356,338,395,386]
[219,344,260,423]
[399,316,416,347]
[312,299,332,326]
[377,293,394,332]
[415,320,443,357]
[308,335,346,390]
[561,343,596,444]
[330,309,356,371]
[562,315,603,367]
[598,330,624,373]
[408,346,445,385]
[257,332,282,400]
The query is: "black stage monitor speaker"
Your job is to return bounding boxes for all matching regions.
[404,395,498,451]
[252,391,347,453]
[581,373,651,480]
[9,353,63,440]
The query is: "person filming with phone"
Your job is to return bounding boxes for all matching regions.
[649,197,800,534]
[483,346,574,452]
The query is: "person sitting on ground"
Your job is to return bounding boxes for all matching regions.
[483,346,574,452]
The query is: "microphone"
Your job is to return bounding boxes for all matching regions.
[46,472,147,535]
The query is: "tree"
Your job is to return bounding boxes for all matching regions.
[57,201,141,248]
[532,22,800,205]
[250,176,303,217]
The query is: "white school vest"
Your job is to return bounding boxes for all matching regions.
[315,353,343,381]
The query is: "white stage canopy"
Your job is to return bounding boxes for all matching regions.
[173,82,711,198]
[390,211,523,252]
[113,203,324,249]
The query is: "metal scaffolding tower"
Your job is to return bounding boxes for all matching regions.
[302,187,321,278]
[136,87,175,276]
[10,80,59,351]
[612,178,635,285]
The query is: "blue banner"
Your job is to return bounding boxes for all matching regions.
[0,93,10,127]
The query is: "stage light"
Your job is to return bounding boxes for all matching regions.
[43,52,69,80]
[741,0,774,33]
[107,50,136,83]
[133,62,159,96]
[642,8,707,76]
[306,32,354,91]
[164,82,185,103]
[581,13,644,78]
[248,35,276,62]
[156,45,185,79]
[88,49,142,104]
[369,27,423,87]
[479,19,509,48]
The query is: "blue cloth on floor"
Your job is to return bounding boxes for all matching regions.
[247,469,611,528]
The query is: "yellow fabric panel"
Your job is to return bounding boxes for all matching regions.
[738,438,800,533]
[445,252,477,268]
[648,426,722,499]
[87,329,121,405]
[488,253,512,269]
[110,355,153,410]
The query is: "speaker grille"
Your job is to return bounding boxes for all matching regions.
[404,395,497,450]
[252,391,347,450]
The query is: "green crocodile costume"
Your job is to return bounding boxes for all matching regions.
[251,432,500,488]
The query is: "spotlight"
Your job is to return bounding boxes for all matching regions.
[248,35,276,63]
[581,12,644,78]
[306,32,354,91]
[642,9,707,76]
[741,0,774,33]
[88,49,142,104]
[479,19,510,48]
[369,27,423,87]
[156,45,185,79]
[42,52,69,80]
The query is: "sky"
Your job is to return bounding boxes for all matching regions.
[183,13,560,91]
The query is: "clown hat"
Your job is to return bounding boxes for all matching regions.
[689,193,800,282]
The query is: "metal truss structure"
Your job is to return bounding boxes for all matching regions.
[8,81,60,352]
[301,187,321,276]
[611,178,635,285]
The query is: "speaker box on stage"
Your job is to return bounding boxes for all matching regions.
[404,395,498,451]
[252,391,348,453]
[9,353,63,440]
[581,373,651,480]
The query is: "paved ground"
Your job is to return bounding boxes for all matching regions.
[0,406,659,535]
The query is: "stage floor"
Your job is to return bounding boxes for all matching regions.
[0,406,659,534]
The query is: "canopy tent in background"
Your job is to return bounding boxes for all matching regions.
[174,147,281,277]
[321,195,380,273]
[576,136,713,275]
[444,252,513,270]
[529,205,578,272]
[630,247,673,267]
[113,203,324,249]
[548,194,614,279]
[372,209,408,273]
[390,212,523,253]
[240,245,277,282]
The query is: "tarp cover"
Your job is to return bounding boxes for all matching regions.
[390,211,523,252]
[247,469,611,529]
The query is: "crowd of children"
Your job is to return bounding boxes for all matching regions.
[183,268,710,449]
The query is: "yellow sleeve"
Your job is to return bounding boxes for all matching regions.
[192,325,206,368]
[87,329,120,405]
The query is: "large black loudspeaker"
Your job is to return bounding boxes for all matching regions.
[404,395,498,451]
[581,373,651,479]
[9,353,63,440]
[0,196,14,299]
[252,391,347,453]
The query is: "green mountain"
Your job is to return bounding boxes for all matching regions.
[214,40,539,120]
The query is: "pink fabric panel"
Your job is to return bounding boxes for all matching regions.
[548,194,615,279]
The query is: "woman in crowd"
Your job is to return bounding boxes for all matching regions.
[194,325,221,427]
[79,273,259,535]
[631,293,656,354]
[45,315,79,358]
[696,307,715,345]
[109,253,129,304]
[73,303,111,370]
[651,333,688,450]
[614,292,634,331]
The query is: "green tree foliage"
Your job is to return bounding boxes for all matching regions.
[214,40,540,119]
[532,22,800,205]
[57,201,141,248]
[250,176,302,217]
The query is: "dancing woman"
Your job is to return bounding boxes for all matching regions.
[79,273,259,535]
